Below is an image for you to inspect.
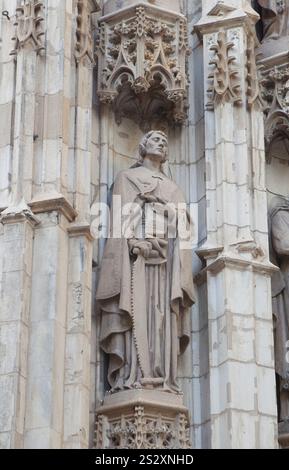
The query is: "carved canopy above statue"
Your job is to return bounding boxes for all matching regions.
[103,0,183,15]
[96,3,190,129]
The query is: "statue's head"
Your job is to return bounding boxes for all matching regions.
[139,130,168,163]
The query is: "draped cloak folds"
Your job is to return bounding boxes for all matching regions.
[96,166,195,390]
[269,197,289,420]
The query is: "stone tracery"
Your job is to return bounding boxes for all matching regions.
[96,3,190,127]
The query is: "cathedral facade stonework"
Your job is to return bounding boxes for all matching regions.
[0,0,288,449]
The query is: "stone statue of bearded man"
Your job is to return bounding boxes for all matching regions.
[96,130,195,393]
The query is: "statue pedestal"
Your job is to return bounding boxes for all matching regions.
[95,389,191,449]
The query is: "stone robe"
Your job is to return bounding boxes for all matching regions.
[269,197,289,422]
[96,165,195,392]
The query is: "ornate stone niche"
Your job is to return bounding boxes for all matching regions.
[259,53,289,158]
[255,0,289,160]
[96,2,190,130]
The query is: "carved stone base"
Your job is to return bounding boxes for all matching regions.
[95,389,191,449]
[279,420,289,449]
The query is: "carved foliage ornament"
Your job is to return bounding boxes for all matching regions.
[246,32,264,109]
[96,5,190,127]
[260,63,289,152]
[207,30,241,109]
[10,1,45,56]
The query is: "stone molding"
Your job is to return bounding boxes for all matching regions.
[96,2,190,129]
[0,200,40,227]
[67,222,94,240]
[194,250,279,286]
[28,193,78,223]
[10,0,45,56]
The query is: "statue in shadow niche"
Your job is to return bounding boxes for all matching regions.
[256,1,289,40]
[269,196,289,424]
[96,131,195,393]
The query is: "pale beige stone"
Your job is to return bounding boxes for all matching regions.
[0,0,284,451]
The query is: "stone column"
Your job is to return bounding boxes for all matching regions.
[63,0,99,449]
[195,0,278,449]
[24,207,74,449]
[0,0,44,449]
[0,2,16,446]
[0,208,39,449]
[22,0,99,449]
[23,0,77,448]
[0,0,100,449]
[0,0,17,211]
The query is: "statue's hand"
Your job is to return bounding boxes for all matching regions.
[129,239,153,259]
[139,193,158,203]
[148,238,168,259]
